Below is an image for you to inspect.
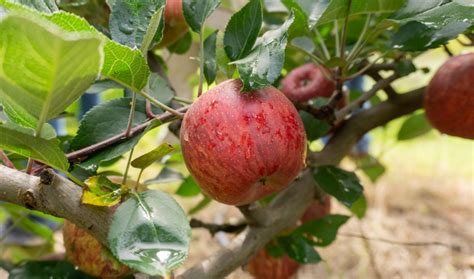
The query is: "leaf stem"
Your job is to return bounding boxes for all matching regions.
[347,14,372,62]
[198,29,205,97]
[314,28,330,60]
[125,92,138,137]
[122,148,135,185]
[0,150,15,169]
[172,96,194,104]
[137,90,184,117]
[135,168,144,189]
[334,20,340,57]
[339,0,352,59]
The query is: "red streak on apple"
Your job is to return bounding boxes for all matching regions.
[281,63,336,102]
[424,53,474,139]
[180,79,307,205]
[247,249,300,279]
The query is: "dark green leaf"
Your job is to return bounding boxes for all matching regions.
[182,0,221,33]
[108,190,191,276]
[312,166,364,208]
[82,175,125,207]
[108,0,166,49]
[145,73,175,106]
[167,32,192,54]
[287,8,310,40]
[282,0,331,28]
[295,214,349,246]
[224,0,262,60]
[234,13,294,91]
[176,176,201,197]
[265,241,286,258]
[188,195,212,215]
[9,261,95,279]
[0,123,68,172]
[349,195,367,219]
[131,143,175,169]
[216,32,235,80]
[392,0,443,20]
[264,0,287,13]
[299,111,331,141]
[204,30,218,85]
[277,234,322,263]
[145,167,184,185]
[398,112,432,140]
[395,59,417,76]
[9,0,58,13]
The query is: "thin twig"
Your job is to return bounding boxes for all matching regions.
[345,53,386,80]
[25,159,34,174]
[366,70,398,99]
[172,96,194,104]
[0,150,15,169]
[339,0,352,59]
[357,222,382,279]
[137,90,184,118]
[190,218,247,236]
[122,148,135,185]
[442,44,453,57]
[124,92,138,137]
[347,14,372,62]
[314,28,330,60]
[335,73,399,121]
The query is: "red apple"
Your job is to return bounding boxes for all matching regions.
[247,249,300,279]
[281,63,336,103]
[63,220,131,278]
[180,79,307,205]
[156,0,189,48]
[424,53,474,139]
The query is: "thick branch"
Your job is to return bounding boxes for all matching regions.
[0,167,112,245]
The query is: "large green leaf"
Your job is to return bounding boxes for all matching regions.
[182,0,221,33]
[82,175,126,207]
[317,0,405,26]
[282,0,330,28]
[108,190,191,276]
[108,0,165,49]
[294,214,350,246]
[0,123,68,171]
[175,176,201,197]
[233,13,294,91]
[203,30,218,85]
[312,166,364,208]
[9,0,57,13]
[277,234,321,263]
[131,143,174,170]
[392,0,443,20]
[0,13,102,132]
[224,0,262,61]
[392,2,473,51]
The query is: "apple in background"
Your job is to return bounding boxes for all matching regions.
[424,53,474,139]
[247,249,300,279]
[247,195,331,279]
[281,63,336,103]
[62,220,131,278]
[155,0,189,48]
[180,79,307,205]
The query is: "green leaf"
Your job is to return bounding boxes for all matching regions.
[395,59,416,76]
[145,167,184,185]
[349,195,367,219]
[234,13,294,91]
[317,0,405,26]
[355,155,386,183]
[188,195,212,215]
[70,98,161,172]
[312,166,364,208]
[282,0,331,28]
[392,2,474,51]
[167,32,192,54]
[8,0,57,13]
[299,111,331,141]
[182,0,221,33]
[264,0,287,13]
[392,0,443,20]
[224,0,262,61]
[145,73,175,106]
[131,143,174,169]
[203,30,218,85]
[397,112,432,141]
[277,234,322,263]
[0,123,68,171]
[102,41,151,92]
[176,176,201,197]
[82,175,125,207]
[108,190,191,276]
[9,261,95,279]
[0,13,102,132]
[216,32,235,80]
[108,0,165,49]
[294,214,349,246]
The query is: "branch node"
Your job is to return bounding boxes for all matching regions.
[20,190,37,209]
[39,169,55,185]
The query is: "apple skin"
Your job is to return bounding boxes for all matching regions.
[281,63,336,103]
[180,79,307,205]
[62,220,131,278]
[155,0,189,48]
[424,53,474,139]
[247,195,331,278]
[247,249,300,279]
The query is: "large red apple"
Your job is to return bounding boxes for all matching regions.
[281,63,336,103]
[424,53,474,139]
[247,195,331,278]
[180,79,307,205]
[156,0,189,48]
[63,220,131,278]
[247,249,300,279]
